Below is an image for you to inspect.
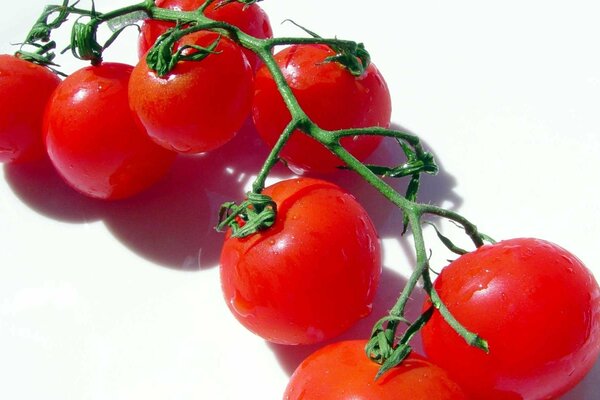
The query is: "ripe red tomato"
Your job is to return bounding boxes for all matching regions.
[129,31,253,154]
[138,0,272,70]
[284,340,468,399]
[252,44,392,173]
[45,62,176,200]
[0,55,60,163]
[219,178,381,345]
[421,238,600,400]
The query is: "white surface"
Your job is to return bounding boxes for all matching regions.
[1,1,599,399]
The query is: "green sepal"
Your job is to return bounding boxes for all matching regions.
[216,192,277,238]
[427,222,468,255]
[374,344,412,380]
[283,19,370,76]
[363,141,438,179]
[146,26,220,77]
[16,42,58,65]
[70,19,103,63]
[214,0,261,9]
[25,0,72,43]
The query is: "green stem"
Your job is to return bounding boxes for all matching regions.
[252,120,298,193]
[422,268,489,351]
[418,203,485,247]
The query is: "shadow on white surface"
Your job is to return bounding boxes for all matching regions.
[3,119,291,270]
[3,155,107,223]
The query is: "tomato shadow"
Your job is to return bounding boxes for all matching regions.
[3,155,108,223]
[268,267,426,376]
[3,119,293,271]
[101,118,293,270]
[561,357,600,400]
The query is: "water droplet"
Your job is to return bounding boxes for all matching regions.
[360,303,374,318]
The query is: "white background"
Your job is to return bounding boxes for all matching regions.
[1,0,599,398]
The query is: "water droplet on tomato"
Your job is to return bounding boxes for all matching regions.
[360,303,374,318]
[230,290,255,318]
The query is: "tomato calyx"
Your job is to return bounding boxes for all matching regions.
[283,19,370,76]
[217,192,277,238]
[145,25,222,76]
[213,0,261,9]
[366,305,435,379]
[363,141,439,179]
[14,0,78,71]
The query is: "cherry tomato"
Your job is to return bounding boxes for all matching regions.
[130,31,253,154]
[45,62,176,200]
[0,55,60,163]
[138,0,272,70]
[219,178,381,345]
[252,44,392,174]
[284,340,468,399]
[421,238,600,400]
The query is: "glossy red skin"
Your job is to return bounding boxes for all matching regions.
[130,32,253,154]
[138,0,272,70]
[0,55,60,163]
[421,238,600,400]
[220,178,381,345]
[45,63,176,200]
[252,44,391,173]
[284,340,468,399]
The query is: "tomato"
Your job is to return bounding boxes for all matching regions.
[45,62,176,200]
[138,0,272,70]
[129,31,253,154]
[219,178,381,345]
[284,340,468,399]
[0,55,60,163]
[252,44,392,174]
[421,238,600,400]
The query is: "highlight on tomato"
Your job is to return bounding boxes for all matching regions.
[0,54,61,163]
[284,340,468,400]
[45,62,176,200]
[252,44,392,174]
[138,0,273,71]
[219,178,381,345]
[129,31,253,154]
[421,237,600,400]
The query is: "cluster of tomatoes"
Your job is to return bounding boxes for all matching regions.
[2,0,600,399]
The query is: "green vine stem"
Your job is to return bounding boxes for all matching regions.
[18,0,493,378]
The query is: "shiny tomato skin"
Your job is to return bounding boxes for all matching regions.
[421,238,600,400]
[284,340,468,400]
[138,0,272,70]
[129,32,253,154]
[45,62,176,200]
[219,178,381,345]
[252,44,391,173]
[0,55,60,163]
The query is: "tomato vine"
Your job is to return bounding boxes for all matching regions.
[13,0,521,379]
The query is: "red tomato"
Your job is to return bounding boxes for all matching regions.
[284,340,468,399]
[252,44,392,173]
[45,62,176,200]
[219,178,381,345]
[421,238,600,400]
[138,0,272,70]
[0,55,60,163]
[129,31,253,154]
